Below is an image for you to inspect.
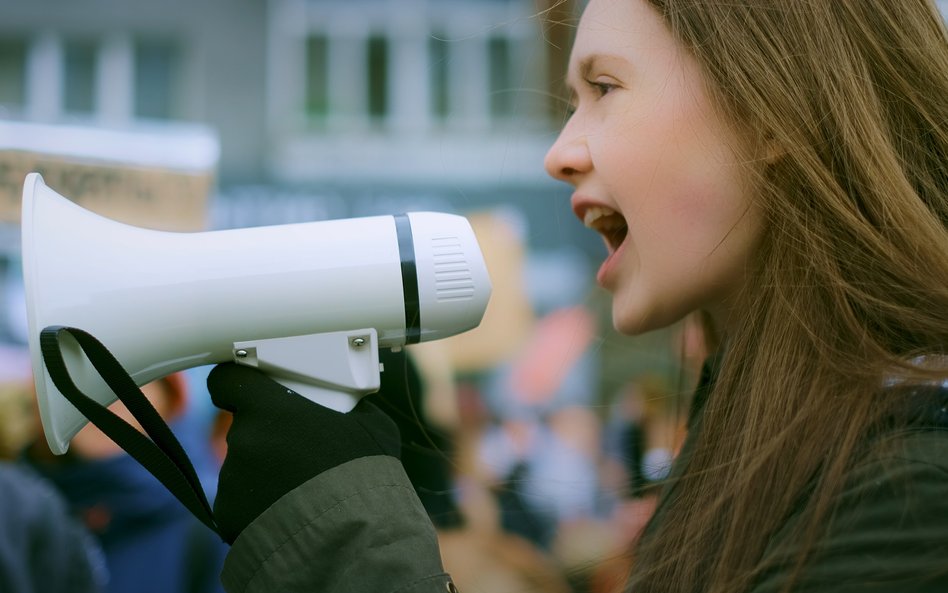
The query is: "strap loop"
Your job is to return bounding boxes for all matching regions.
[39,326,220,537]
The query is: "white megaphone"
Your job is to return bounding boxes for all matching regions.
[22,172,491,455]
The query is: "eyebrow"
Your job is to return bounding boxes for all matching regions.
[565,53,628,95]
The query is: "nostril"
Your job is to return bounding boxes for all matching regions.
[544,140,589,182]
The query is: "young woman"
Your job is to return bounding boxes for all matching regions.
[544,0,948,591]
[205,1,948,591]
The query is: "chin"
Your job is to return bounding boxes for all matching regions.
[614,318,660,336]
[613,308,659,336]
[612,299,686,336]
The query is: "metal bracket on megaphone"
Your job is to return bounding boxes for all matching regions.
[231,329,381,413]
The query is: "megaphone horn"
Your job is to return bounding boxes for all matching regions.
[22,173,491,455]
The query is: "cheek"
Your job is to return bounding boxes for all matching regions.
[591,91,754,256]
[664,168,750,242]
[640,129,750,248]
[597,137,746,250]
[594,100,724,196]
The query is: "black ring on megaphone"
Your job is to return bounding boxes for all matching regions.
[394,214,421,344]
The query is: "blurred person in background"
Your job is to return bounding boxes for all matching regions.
[0,369,104,593]
[94,0,948,591]
[24,373,226,593]
[376,347,573,593]
[592,375,683,593]
[477,305,601,554]
[0,460,104,593]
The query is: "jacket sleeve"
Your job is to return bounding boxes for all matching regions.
[220,455,457,593]
[751,431,948,593]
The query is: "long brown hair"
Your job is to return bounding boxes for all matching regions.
[628,1,948,591]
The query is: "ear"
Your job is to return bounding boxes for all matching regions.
[210,410,233,463]
[149,372,189,422]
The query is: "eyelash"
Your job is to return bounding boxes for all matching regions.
[565,79,616,119]
[585,78,617,98]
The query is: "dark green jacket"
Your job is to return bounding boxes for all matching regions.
[221,455,455,593]
[219,432,948,593]
[751,428,948,592]
[220,400,948,593]
[645,361,948,592]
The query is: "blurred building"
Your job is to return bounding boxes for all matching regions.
[0,0,599,342]
[5,0,946,235]
[0,0,585,228]
[0,0,268,181]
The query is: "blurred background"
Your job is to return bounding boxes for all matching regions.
[0,1,946,592]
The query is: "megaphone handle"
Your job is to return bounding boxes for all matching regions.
[231,330,381,413]
[39,326,221,537]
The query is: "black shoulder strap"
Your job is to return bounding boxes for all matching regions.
[39,326,220,538]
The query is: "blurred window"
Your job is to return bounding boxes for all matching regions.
[134,38,180,120]
[63,39,97,115]
[305,34,329,121]
[0,37,27,114]
[488,35,513,118]
[366,34,388,121]
[429,34,449,120]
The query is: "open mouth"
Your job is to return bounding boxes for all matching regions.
[583,206,628,254]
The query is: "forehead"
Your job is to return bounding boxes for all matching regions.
[569,0,679,78]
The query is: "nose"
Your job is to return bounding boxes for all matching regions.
[544,121,592,183]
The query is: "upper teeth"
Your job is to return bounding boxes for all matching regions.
[583,206,618,228]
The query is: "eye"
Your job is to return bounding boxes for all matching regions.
[585,78,618,98]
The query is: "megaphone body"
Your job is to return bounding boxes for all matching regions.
[22,173,491,455]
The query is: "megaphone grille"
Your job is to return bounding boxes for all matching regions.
[431,236,477,302]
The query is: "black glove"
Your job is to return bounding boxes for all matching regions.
[207,362,401,544]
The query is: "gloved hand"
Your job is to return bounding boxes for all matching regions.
[207,362,401,544]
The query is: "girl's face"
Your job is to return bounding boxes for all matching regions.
[545,0,765,335]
